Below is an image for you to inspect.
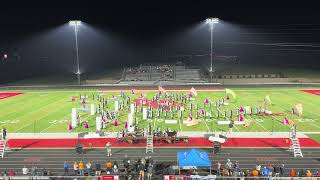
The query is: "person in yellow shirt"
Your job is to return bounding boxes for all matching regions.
[251,169,259,177]
[106,160,113,173]
[78,161,85,176]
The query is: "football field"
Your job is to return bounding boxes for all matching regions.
[0,88,319,133]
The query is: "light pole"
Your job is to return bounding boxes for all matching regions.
[69,20,82,85]
[206,17,219,82]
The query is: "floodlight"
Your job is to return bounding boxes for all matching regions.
[206,17,219,24]
[69,20,82,26]
[68,20,82,85]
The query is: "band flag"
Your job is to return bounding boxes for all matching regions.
[190,87,198,96]
[264,95,271,104]
[158,86,165,92]
[226,89,236,99]
[296,103,303,117]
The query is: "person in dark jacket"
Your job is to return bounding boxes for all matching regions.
[95,162,101,176]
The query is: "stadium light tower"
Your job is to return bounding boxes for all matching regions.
[69,20,82,85]
[206,17,219,82]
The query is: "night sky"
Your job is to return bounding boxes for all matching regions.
[0,3,319,83]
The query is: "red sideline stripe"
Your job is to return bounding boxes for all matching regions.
[98,87,224,91]
[222,138,320,147]
[7,137,320,148]
[0,92,24,100]
[301,89,320,96]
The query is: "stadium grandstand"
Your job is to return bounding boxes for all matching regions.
[123,62,202,82]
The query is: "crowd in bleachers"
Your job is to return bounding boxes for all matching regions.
[126,66,149,74]
[125,64,174,81]
[151,64,173,79]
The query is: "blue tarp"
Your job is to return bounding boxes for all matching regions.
[177,149,211,167]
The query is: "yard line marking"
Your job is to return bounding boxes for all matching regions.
[201,116,210,132]
[40,114,70,133]
[178,117,183,132]
[14,96,71,133]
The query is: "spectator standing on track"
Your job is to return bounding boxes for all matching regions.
[86,161,92,176]
[234,161,240,173]
[147,164,153,180]
[113,161,119,173]
[138,161,145,180]
[2,170,8,180]
[79,161,85,176]
[225,159,233,176]
[261,167,269,179]
[22,166,28,175]
[255,163,261,173]
[31,166,37,176]
[73,162,79,175]
[267,162,273,177]
[123,155,130,173]
[9,169,15,177]
[95,162,101,176]
[289,168,296,177]
[106,159,113,172]
[306,170,312,177]
[63,161,69,176]
[216,161,221,176]
[106,142,112,157]
[280,163,285,176]
[251,168,259,177]
[274,164,280,177]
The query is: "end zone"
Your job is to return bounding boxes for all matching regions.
[301,89,320,96]
[0,92,24,100]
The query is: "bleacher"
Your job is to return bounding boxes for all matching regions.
[125,66,150,81]
[175,66,202,82]
[124,63,202,82]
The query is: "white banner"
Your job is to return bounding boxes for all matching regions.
[114,100,119,112]
[90,104,95,116]
[71,108,77,127]
[96,116,102,131]
[130,104,135,114]
[128,113,134,132]
[143,107,147,120]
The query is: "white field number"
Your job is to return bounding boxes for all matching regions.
[296,119,315,123]
[255,119,264,123]
[49,120,68,124]
[0,120,20,124]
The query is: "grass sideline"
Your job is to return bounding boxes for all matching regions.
[0,88,319,133]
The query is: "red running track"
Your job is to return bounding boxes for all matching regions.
[7,137,320,148]
[0,92,24,100]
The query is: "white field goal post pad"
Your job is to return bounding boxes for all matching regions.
[217,121,245,125]
[165,120,177,124]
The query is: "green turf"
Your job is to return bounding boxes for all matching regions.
[0,88,319,133]
[306,134,320,143]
